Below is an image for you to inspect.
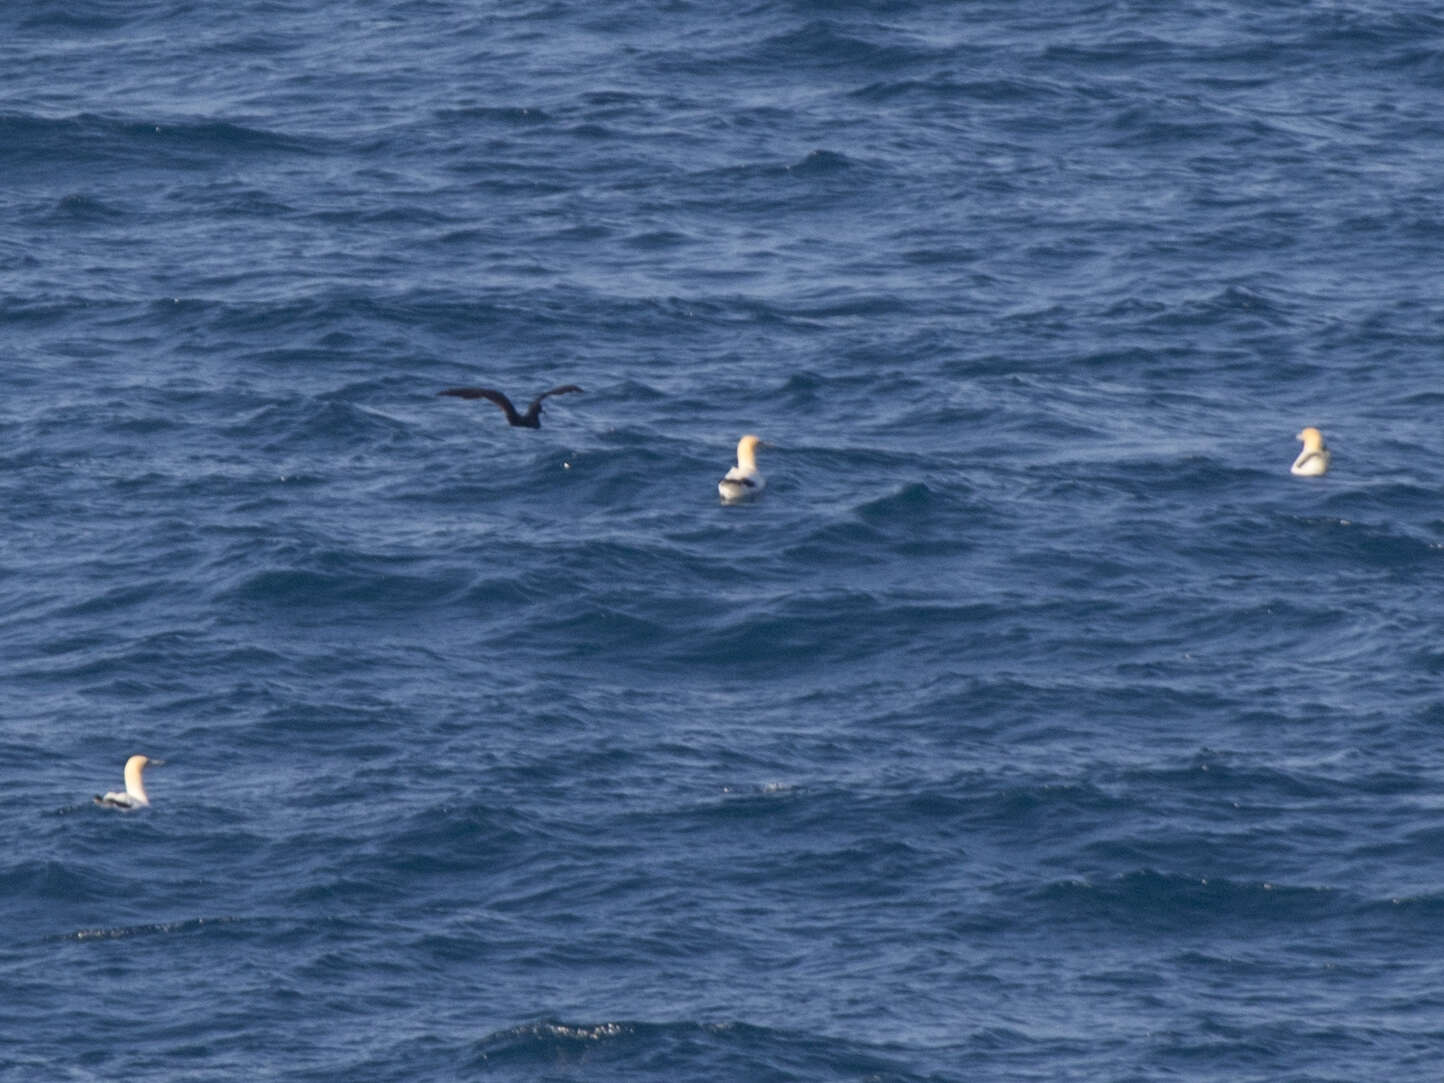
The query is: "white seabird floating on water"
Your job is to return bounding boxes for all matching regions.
[718,434,768,503]
[94,755,164,810]
[1291,426,1331,477]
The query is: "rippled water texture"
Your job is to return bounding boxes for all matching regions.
[4,1,1444,1079]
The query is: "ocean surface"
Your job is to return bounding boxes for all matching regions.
[4,1,1444,1079]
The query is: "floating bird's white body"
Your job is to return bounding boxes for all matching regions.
[719,435,767,502]
[94,755,163,810]
[1291,427,1330,477]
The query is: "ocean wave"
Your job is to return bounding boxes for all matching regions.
[468,1018,930,1079]
[1030,869,1348,930]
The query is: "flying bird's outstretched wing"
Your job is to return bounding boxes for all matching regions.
[527,385,584,411]
[439,387,523,426]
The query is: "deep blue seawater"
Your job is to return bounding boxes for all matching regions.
[5,1,1444,1078]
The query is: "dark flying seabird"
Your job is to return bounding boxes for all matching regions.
[438,384,583,428]
[94,754,164,810]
